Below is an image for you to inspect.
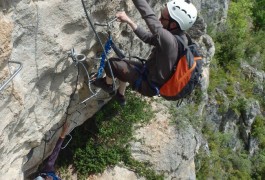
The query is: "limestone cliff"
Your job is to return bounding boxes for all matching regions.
[0,0,222,179]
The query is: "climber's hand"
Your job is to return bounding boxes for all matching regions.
[116,11,131,23]
[60,122,70,138]
[116,11,137,30]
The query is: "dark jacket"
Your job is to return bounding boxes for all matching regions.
[132,0,187,87]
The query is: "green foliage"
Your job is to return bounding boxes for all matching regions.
[57,92,164,179]
[168,101,203,131]
[208,61,227,94]
[252,0,265,31]
[244,30,265,71]
[196,123,252,179]
[230,98,247,115]
[214,29,245,69]
[197,0,265,179]
[122,153,164,180]
[74,142,121,174]
[208,0,264,110]
[57,165,72,180]
[251,116,265,148]
[251,149,265,179]
[213,0,252,69]
[228,0,253,35]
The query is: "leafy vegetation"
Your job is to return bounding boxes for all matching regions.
[197,0,265,179]
[196,122,252,180]
[252,116,265,149]
[57,92,164,179]
[252,0,265,31]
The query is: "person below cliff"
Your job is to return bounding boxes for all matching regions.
[94,0,198,106]
[34,123,70,180]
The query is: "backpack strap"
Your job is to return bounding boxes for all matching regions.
[185,33,193,45]
[175,35,194,69]
[184,34,203,61]
[175,35,189,49]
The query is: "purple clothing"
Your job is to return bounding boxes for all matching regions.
[41,137,64,173]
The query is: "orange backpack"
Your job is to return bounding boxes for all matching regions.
[160,35,203,101]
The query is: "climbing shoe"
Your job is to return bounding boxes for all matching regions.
[93,77,115,94]
[114,91,126,106]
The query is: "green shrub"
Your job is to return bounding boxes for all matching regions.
[244,30,265,71]
[252,0,265,31]
[214,29,245,69]
[208,61,227,94]
[58,92,164,179]
[251,149,265,179]
[228,0,253,37]
[251,116,265,148]
[74,142,122,174]
[196,128,252,179]
[214,0,253,69]
[197,0,265,179]
[230,98,247,115]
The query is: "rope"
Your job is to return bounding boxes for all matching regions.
[80,0,116,91]
[97,36,113,78]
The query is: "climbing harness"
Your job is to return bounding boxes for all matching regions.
[0,61,23,92]
[131,57,160,96]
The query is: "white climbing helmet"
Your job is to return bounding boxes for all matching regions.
[167,0,197,30]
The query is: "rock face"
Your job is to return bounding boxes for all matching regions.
[130,101,201,179]
[0,0,219,179]
[200,0,229,29]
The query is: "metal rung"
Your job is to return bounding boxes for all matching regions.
[61,134,72,149]
[0,61,23,92]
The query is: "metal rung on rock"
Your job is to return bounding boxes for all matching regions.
[0,61,23,92]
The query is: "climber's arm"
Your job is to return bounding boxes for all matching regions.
[116,11,154,44]
[116,11,137,31]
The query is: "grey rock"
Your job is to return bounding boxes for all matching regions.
[0,0,222,179]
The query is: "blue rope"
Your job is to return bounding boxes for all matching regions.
[97,36,113,78]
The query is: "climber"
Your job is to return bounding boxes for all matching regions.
[34,123,70,180]
[93,0,198,106]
